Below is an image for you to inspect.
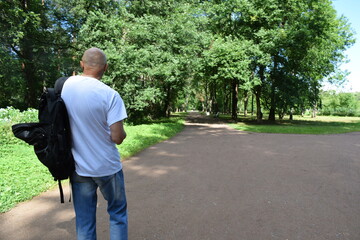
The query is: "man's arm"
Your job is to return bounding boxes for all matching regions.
[110,121,126,145]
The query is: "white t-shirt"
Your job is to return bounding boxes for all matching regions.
[61,75,127,177]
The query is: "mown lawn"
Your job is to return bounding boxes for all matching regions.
[229,115,360,134]
[0,114,185,213]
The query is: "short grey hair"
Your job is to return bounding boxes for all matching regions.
[81,47,107,67]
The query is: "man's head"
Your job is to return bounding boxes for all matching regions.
[80,47,108,79]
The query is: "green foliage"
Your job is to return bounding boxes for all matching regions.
[74,2,208,120]
[191,0,355,121]
[119,116,185,159]
[320,90,360,116]
[0,0,356,121]
[0,144,54,213]
[0,107,38,145]
[0,107,38,123]
[0,47,26,109]
[203,37,253,82]
[0,0,76,108]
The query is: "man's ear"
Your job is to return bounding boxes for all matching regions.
[80,61,85,70]
[104,64,108,72]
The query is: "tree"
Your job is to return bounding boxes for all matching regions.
[0,45,25,109]
[229,0,355,121]
[0,0,355,123]
[201,37,258,119]
[74,1,207,120]
[0,0,45,107]
[0,0,77,109]
[320,90,359,116]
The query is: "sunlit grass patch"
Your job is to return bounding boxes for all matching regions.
[229,115,360,134]
[119,116,185,159]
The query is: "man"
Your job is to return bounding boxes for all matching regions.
[61,47,128,240]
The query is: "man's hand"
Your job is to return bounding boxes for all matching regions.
[110,121,126,144]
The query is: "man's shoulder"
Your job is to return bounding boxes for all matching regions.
[93,80,119,97]
[63,76,119,99]
[65,76,108,88]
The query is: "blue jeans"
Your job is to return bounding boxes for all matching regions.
[71,170,128,240]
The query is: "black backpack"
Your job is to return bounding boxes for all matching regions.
[12,77,75,203]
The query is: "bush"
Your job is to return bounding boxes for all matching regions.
[0,107,38,145]
[318,108,360,117]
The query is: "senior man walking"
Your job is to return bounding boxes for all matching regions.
[61,47,128,240]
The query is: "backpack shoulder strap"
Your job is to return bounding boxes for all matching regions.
[58,180,65,203]
[46,88,57,102]
[54,77,69,95]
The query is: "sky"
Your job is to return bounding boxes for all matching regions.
[329,0,360,92]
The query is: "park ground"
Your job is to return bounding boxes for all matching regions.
[0,112,359,240]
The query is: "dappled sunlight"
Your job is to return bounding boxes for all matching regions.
[185,122,250,136]
[125,147,183,178]
[185,122,230,129]
[293,115,360,123]
[126,163,179,178]
[161,139,182,144]
[156,150,183,158]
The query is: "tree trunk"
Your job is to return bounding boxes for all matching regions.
[22,55,37,107]
[231,79,238,120]
[268,56,278,122]
[278,111,284,120]
[312,102,317,118]
[255,86,262,123]
[255,66,265,123]
[214,88,218,114]
[20,0,39,108]
[251,93,254,116]
[243,91,248,117]
[204,81,209,112]
[227,89,231,114]
[311,84,319,118]
[163,85,171,117]
[223,82,227,114]
[268,83,276,121]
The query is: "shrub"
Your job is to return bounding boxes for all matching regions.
[0,107,38,145]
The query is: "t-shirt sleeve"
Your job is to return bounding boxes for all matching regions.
[107,91,127,126]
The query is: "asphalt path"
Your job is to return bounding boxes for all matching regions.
[1,112,360,240]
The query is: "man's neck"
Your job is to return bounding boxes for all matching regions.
[81,73,101,80]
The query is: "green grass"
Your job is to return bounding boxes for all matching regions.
[0,144,55,213]
[120,115,186,159]
[0,114,185,213]
[229,115,360,134]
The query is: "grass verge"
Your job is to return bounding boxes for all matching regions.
[120,114,185,159]
[0,114,185,213]
[229,115,360,134]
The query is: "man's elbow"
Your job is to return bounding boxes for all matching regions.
[112,133,126,145]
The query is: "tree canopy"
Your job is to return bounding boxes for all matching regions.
[0,0,355,121]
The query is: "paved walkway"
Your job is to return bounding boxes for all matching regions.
[1,112,360,240]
